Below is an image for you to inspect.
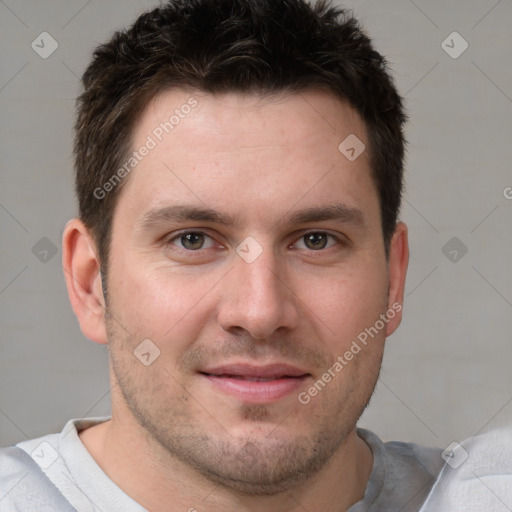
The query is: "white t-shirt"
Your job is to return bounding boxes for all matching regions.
[419,427,512,511]
[0,417,443,511]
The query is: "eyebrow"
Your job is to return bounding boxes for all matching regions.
[137,203,367,231]
[285,204,366,228]
[137,205,238,231]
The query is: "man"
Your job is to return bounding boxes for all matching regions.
[0,0,443,510]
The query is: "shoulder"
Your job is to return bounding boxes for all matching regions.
[0,444,35,487]
[0,419,108,511]
[359,428,444,478]
[383,438,444,477]
[0,442,75,511]
[354,428,444,512]
[420,427,512,511]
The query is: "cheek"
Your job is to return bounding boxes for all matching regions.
[109,263,220,347]
[297,263,389,343]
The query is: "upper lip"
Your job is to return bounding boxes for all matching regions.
[200,363,310,379]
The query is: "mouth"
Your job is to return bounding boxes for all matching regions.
[198,363,311,403]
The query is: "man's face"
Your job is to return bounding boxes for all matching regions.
[104,90,402,494]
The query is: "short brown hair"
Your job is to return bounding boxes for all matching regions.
[74,0,406,272]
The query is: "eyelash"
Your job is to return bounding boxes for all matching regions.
[165,229,344,252]
[167,230,220,251]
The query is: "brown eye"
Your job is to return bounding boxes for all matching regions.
[303,232,329,250]
[165,230,224,262]
[180,232,204,250]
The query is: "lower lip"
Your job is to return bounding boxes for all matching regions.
[202,374,309,403]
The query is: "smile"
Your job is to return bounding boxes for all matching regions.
[199,363,311,403]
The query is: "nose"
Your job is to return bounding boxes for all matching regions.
[217,248,301,340]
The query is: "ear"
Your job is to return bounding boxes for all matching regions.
[385,222,409,337]
[62,219,108,344]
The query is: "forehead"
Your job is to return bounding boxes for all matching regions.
[115,88,379,231]
[141,88,367,155]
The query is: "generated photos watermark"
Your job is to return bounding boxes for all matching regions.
[93,97,198,200]
[298,302,402,405]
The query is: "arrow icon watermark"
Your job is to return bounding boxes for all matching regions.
[442,236,468,263]
[31,31,59,59]
[236,236,263,263]
[441,31,468,59]
[338,134,365,161]
[32,237,58,263]
[134,339,161,366]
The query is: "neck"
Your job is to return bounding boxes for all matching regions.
[79,411,373,512]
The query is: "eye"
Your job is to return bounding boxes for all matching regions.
[168,231,216,251]
[294,232,339,251]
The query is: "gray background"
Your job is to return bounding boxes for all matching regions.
[1,0,511,451]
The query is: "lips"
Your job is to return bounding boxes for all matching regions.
[199,363,311,403]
